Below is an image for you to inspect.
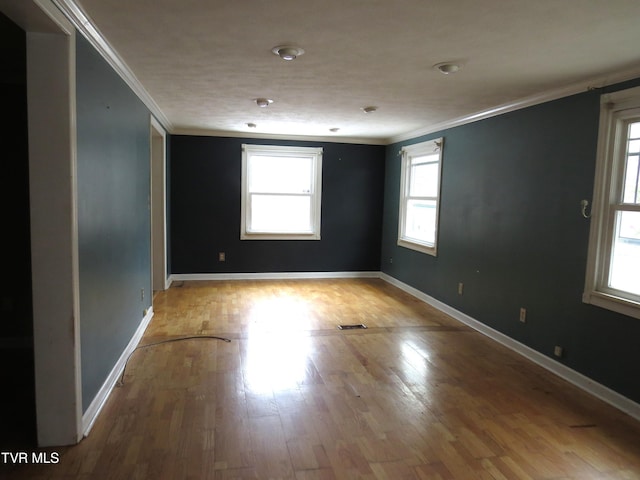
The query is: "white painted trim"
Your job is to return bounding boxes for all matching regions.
[150,115,165,133]
[241,144,323,240]
[33,0,74,34]
[168,271,380,282]
[583,86,640,318]
[397,138,443,257]
[389,66,640,145]
[379,272,640,422]
[27,3,83,446]
[51,0,172,132]
[82,307,154,436]
[43,2,640,148]
[150,116,168,291]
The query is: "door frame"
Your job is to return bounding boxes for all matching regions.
[150,116,168,292]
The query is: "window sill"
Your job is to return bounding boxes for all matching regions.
[241,232,320,241]
[583,290,640,320]
[397,238,437,256]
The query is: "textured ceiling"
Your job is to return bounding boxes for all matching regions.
[75,0,640,143]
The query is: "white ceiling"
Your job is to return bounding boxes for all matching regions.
[63,1,640,142]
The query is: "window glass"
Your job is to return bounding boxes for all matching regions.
[250,195,312,232]
[405,199,437,244]
[248,155,312,194]
[609,211,640,296]
[410,156,439,197]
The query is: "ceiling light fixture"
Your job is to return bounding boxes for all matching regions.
[362,106,378,114]
[329,127,340,133]
[247,122,257,128]
[434,62,462,74]
[272,45,305,61]
[255,98,273,107]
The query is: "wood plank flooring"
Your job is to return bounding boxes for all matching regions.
[4,278,640,479]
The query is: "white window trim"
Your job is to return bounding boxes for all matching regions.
[583,86,640,320]
[397,138,444,256]
[241,144,322,240]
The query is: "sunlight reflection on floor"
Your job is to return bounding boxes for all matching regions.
[244,295,314,394]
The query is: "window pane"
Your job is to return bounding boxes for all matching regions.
[405,200,437,244]
[250,194,311,232]
[623,154,639,204]
[609,211,640,296]
[410,155,439,197]
[249,155,312,194]
[630,121,640,139]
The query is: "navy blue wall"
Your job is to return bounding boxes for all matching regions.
[381,87,640,403]
[170,136,385,273]
[76,35,152,411]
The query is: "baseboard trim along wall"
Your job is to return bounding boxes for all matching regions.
[168,271,380,284]
[379,272,640,422]
[81,306,154,437]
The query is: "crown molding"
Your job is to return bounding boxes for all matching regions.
[51,0,173,132]
[388,65,640,145]
[37,0,640,146]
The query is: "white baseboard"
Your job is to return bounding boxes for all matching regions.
[168,271,380,282]
[81,306,154,436]
[380,272,640,422]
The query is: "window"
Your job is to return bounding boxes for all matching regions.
[241,144,322,240]
[398,138,444,256]
[584,86,640,319]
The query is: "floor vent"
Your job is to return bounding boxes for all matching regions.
[338,324,367,330]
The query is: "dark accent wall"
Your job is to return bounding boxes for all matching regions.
[76,35,152,411]
[1,14,32,340]
[0,11,36,448]
[169,136,385,273]
[381,86,640,403]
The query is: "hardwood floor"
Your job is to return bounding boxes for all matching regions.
[4,278,640,479]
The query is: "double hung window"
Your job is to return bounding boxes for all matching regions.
[584,87,640,318]
[397,138,444,256]
[241,144,322,240]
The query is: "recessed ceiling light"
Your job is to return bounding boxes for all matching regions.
[254,98,273,107]
[272,45,305,61]
[362,106,378,114]
[329,127,340,133]
[247,123,257,128]
[434,62,462,74]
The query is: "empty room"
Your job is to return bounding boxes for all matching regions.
[2,0,640,478]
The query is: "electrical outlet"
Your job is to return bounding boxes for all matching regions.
[519,307,527,323]
[219,252,226,262]
[458,282,464,295]
[554,345,563,357]
[141,288,144,301]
